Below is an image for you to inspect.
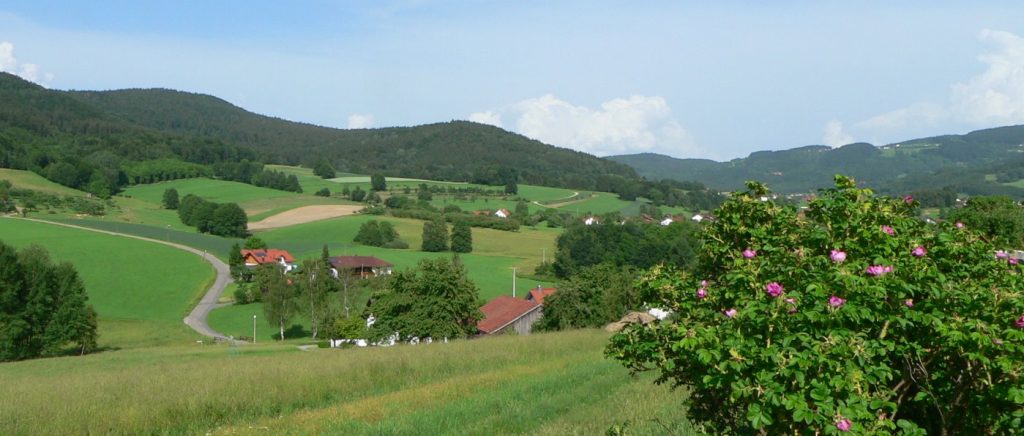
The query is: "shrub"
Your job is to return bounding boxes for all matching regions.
[608,176,1024,434]
[314,187,331,197]
[382,240,409,249]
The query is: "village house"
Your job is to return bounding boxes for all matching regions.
[494,208,511,218]
[478,286,557,335]
[583,216,600,225]
[240,249,297,272]
[330,255,394,279]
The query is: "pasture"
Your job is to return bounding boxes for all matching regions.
[0,168,86,196]
[0,330,693,435]
[0,218,214,348]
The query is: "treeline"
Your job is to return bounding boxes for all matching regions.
[595,174,725,211]
[213,161,302,193]
[550,219,701,278]
[122,159,210,184]
[0,242,98,361]
[177,194,248,237]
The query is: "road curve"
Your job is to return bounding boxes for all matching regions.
[5,217,233,340]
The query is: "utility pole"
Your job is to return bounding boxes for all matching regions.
[252,315,257,344]
[511,267,517,297]
[542,248,546,265]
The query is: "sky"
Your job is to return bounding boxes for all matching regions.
[2,1,1024,161]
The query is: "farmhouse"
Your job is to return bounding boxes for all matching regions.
[494,208,511,218]
[478,296,543,335]
[583,216,600,225]
[330,255,394,279]
[241,249,297,272]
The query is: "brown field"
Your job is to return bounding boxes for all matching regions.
[248,205,364,230]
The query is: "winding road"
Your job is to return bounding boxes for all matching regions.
[7,217,233,341]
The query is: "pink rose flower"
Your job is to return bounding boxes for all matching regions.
[696,288,707,299]
[765,282,784,297]
[904,299,914,308]
[996,250,1008,259]
[903,195,913,204]
[911,246,926,257]
[881,225,895,236]
[1011,258,1019,265]
[836,418,852,432]
[700,280,708,288]
[955,221,965,229]
[785,297,797,313]
[742,248,757,259]
[829,295,845,307]
[866,265,892,276]
[724,308,737,318]
[830,249,847,263]
[1016,315,1024,329]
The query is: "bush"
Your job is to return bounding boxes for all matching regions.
[382,240,409,249]
[421,219,449,252]
[354,220,402,247]
[608,176,1024,434]
[314,187,331,197]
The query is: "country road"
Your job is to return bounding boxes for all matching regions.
[6,217,233,341]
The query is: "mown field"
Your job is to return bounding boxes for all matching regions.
[0,168,85,195]
[0,330,693,435]
[0,218,214,348]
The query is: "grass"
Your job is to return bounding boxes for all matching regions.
[0,168,86,196]
[256,214,556,298]
[0,329,692,435]
[0,218,214,349]
[43,218,241,261]
[119,177,352,219]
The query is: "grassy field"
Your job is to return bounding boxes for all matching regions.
[0,218,214,348]
[44,218,241,261]
[0,168,86,196]
[256,214,555,297]
[0,330,692,435]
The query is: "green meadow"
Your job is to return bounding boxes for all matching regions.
[0,330,693,435]
[0,168,85,196]
[0,218,214,348]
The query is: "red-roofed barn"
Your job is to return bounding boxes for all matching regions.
[330,255,394,279]
[477,296,543,335]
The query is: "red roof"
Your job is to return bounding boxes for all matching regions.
[477,296,540,334]
[330,255,393,269]
[527,287,556,305]
[241,249,295,264]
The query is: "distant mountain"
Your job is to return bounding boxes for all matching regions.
[608,127,1024,197]
[66,88,636,188]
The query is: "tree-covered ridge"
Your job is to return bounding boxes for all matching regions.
[0,73,255,197]
[609,125,1024,196]
[65,87,638,189]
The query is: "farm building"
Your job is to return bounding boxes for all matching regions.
[526,286,556,306]
[241,249,297,272]
[494,208,511,218]
[478,296,544,335]
[330,255,394,279]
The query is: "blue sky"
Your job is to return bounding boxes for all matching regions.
[2,1,1024,160]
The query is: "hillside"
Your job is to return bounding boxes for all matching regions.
[609,126,1024,196]
[66,87,637,188]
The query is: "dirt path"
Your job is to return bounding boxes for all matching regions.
[533,191,582,209]
[249,205,363,231]
[5,217,233,341]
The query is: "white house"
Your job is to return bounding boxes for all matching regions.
[660,217,674,226]
[584,216,600,226]
[495,208,511,218]
[691,214,704,222]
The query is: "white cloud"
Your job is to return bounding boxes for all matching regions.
[467,110,503,128]
[0,41,52,85]
[854,29,1024,138]
[822,120,853,147]
[467,94,709,158]
[346,113,375,129]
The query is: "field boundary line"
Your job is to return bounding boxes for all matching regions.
[3,216,233,341]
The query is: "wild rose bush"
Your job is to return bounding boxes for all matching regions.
[608,176,1024,434]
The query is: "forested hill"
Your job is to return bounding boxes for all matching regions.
[66,88,636,187]
[609,127,1024,197]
